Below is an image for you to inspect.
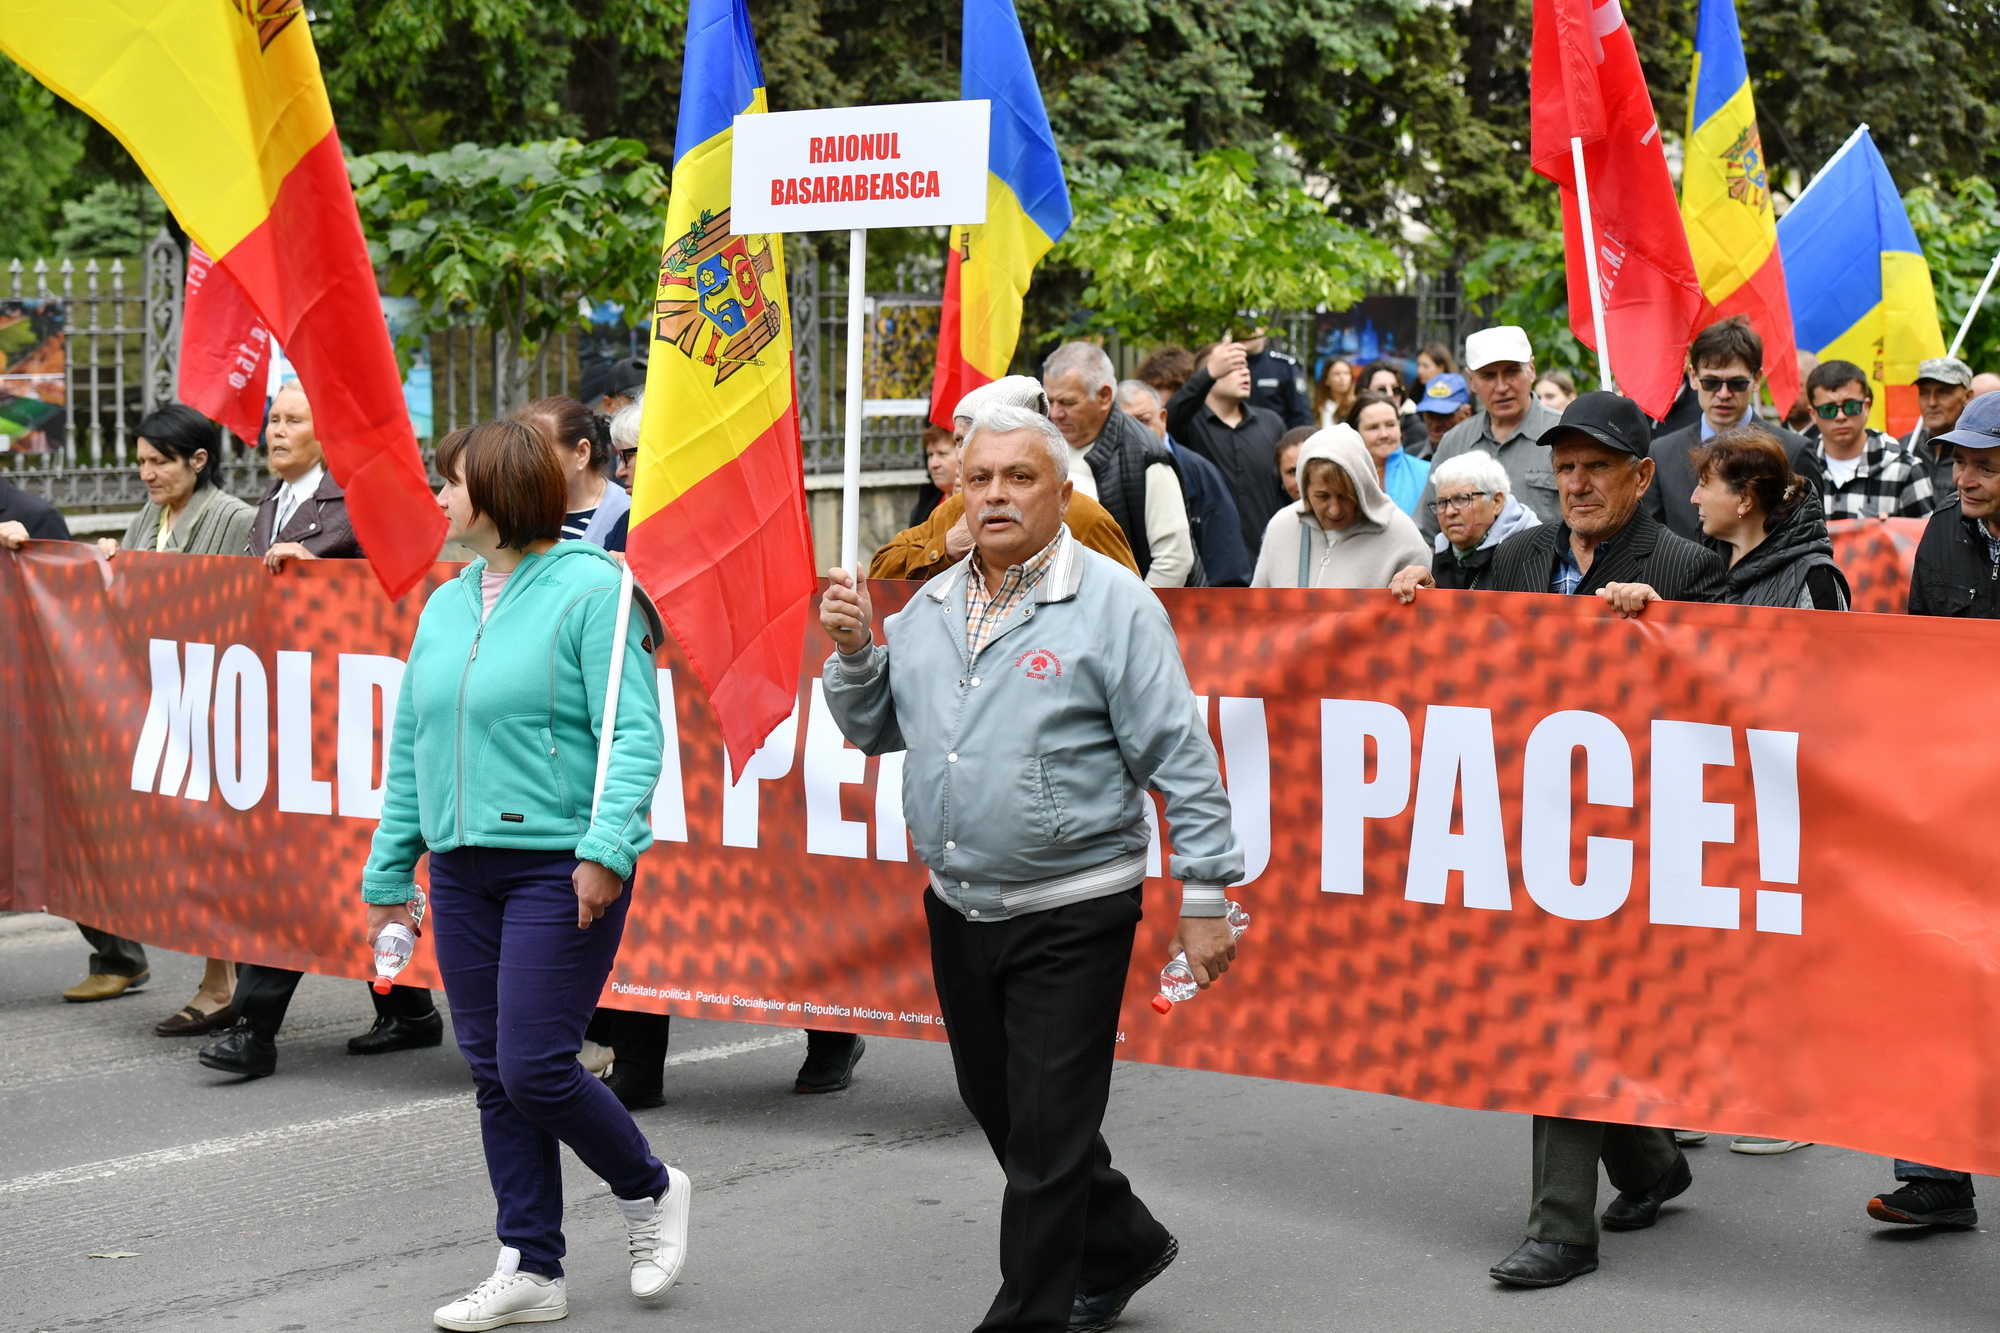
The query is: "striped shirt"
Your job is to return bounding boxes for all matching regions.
[1814,430,1935,521]
[965,528,1063,660]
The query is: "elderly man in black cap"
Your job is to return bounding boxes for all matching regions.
[1466,392,1725,1285]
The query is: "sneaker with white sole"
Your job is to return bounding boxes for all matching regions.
[1731,1136,1811,1155]
[434,1246,567,1331]
[1674,1130,1709,1146]
[618,1165,692,1299]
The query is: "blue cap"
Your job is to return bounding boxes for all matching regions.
[1937,390,2000,452]
[1416,372,1469,414]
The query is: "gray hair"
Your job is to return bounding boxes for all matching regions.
[964,403,1070,481]
[1042,341,1116,395]
[1430,449,1509,500]
[1115,378,1161,412]
[608,397,645,451]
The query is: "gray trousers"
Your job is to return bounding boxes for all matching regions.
[77,924,148,978]
[1528,1116,1679,1246]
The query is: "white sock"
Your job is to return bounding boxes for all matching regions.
[616,1194,659,1223]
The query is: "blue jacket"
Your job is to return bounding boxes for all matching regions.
[1169,439,1254,587]
[822,528,1243,921]
[1381,448,1431,516]
[362,543,666,903]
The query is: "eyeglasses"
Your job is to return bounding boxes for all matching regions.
[1698,376,1754,395]
[619,447,640,466]
[1813,400,1870,420]
[1430,491,1491,514]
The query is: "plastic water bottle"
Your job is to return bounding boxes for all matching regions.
[370,892,426,995]
[1150,900,1250,1013]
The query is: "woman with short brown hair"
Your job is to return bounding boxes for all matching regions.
[1691,426,1849,610]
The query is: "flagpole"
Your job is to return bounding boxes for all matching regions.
[1570,136,1615,395]
[1949,249,2000,359]
[590,557,637,824]
[840,228,868,576]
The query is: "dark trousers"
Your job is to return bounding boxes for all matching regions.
[926,888,1169,1333]
[431,846,670,1278]
[234,963,433,1041]
[76,924,148,977]
[1528,1116,1680,1245]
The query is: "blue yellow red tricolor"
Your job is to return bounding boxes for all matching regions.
[929,0,1072,427]
[628,0,816,777]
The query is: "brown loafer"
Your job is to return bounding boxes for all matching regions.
[155,1004,238,1037]
[62,970,150,1003]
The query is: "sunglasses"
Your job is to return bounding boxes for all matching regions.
[1813,400,1870,420]
[1698,376,1754,395]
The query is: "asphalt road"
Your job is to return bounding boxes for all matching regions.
[5,909,1997,1333]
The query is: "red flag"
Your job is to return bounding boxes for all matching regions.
[1530,0,1704,419]
[177,244,273,445]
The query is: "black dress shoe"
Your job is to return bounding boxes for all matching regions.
[199,1027,277,1079]
[1601,1150,1693,1231]
[1071,1235,1178,1331]
[794,1033,866,1093]
[1489,1238,1598,1287]
[603,1064,667,1111]
[347,1012,445,1055]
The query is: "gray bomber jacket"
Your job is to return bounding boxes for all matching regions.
[822,527,1243,921]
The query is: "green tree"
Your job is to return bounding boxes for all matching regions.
[0,58,86,257]
[50,181,166,256]
[1907,176,2000,373]
[1459,230,1592,387]
[1052,148,1400,349]
[349,138,668,408]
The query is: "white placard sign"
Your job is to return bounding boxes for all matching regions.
[730,100,990,234]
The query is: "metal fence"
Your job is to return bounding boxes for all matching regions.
[2,226,1471,508]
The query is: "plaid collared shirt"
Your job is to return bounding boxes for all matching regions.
[1816,429,1936,521]
[1551,544,1585,595]
[965,528,1063,660]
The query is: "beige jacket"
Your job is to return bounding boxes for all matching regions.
[120,484,257,556]
[1251,425,1431,589]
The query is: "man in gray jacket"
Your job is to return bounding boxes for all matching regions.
[820,403,1244,1333]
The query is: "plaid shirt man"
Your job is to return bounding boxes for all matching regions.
[965,525,1065,660]
[1815,429,1936,521]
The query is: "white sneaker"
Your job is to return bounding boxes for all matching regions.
[579,1040,616,1076]
[1730,1136,1812,1155]
[618,1165,692,1299]
[1674,1130,1709,1146]
[434,1246,568,1330]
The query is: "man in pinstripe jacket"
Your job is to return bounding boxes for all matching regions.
[1482,391,1726,1287]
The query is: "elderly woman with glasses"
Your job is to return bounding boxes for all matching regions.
[1388,449,1542,599]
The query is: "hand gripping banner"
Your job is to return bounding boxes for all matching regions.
[3,540,1993,1175]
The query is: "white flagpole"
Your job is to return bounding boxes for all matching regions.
[840,228,868,576]
[590,557,637,824]
[1949,249,2000,359]
[1570,135,1615,395]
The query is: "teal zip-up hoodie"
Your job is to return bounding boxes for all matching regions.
[361,542,667,904]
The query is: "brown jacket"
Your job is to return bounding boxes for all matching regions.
[250,469,363,559]
[869,490,1140,581]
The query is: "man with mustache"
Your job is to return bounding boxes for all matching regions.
[819,404,1244,1333]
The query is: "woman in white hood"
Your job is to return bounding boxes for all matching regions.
[1251,424,1433,588]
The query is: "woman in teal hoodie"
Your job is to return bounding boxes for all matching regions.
[358,420,690,1331]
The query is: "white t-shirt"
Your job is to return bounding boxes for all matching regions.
[272,463,324,536]
[1822,452,1863,489]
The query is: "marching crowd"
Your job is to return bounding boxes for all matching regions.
[4,316,2000,1333]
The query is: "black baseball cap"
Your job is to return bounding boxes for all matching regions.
[1936,390,2000,452]
[1540,390,1652,459]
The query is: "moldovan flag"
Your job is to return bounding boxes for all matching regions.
[1681,0,1799,415]
[628,0,815,778]
[1775,125,1945,437]
[928,0,1072,428]
[0,0,444,597]
[1529,0,1705,419]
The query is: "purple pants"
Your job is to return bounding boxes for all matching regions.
[430,846,670,1278]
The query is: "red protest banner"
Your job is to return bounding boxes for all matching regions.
[2,542,1993,1174]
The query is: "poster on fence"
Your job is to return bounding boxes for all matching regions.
[0,298,65,452]
[3,537,1996,1175]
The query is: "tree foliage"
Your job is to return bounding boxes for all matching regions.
[349,138,668,408]
[1907,176,2000,374]
[1054,148,1399,349]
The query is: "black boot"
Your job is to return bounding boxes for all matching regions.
[199,1026,277,1079]
[603,1011,671,1110]
[794,1030,865,1093]
[1601,1150,1692,1231]
[1489,1238,1598,1287]
[1071,1235,1178,1331]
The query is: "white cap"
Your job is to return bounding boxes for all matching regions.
[1464,325,1534,371]
[955,374,1049,421]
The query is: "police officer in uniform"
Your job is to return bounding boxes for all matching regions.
[1239,329,1313,430]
